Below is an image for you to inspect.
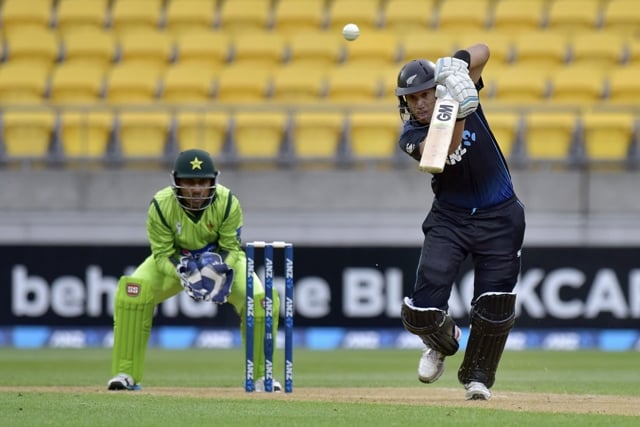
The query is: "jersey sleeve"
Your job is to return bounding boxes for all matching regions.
[147,198,180,277]
[216,192,244,267]
[398,122,429,162]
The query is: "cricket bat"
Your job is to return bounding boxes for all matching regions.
[419,91,459,174]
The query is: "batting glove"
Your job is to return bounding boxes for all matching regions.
[177,256,205,301]
[434,56,469,84]
[443,73,478,120]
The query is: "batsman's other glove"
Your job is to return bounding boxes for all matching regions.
[434,56,469,84]
[197,252,234,304]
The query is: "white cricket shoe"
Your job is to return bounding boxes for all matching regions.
[254,377,282,392]
[464,381,492,400]
[418,347,446,383]
[418,325,461,384]
[107,373,141,391]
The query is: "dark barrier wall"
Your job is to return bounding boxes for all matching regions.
[3,245,640,329]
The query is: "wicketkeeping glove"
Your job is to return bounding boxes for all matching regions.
[177,255,206,301]
[434,56,469,84]
[442,72,478,120]
[197,252,234,304]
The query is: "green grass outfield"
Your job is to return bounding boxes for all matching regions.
[0,348,639,426]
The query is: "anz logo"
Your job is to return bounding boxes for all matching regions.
[446,130,476,165]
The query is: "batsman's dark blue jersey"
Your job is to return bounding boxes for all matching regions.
[398,84,515,210]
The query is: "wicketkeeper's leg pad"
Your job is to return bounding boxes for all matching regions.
[458,292,516,388]
[401,297,459,356]
[242,288,281,379]
[111,276,155,384]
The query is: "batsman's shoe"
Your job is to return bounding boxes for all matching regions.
[464,381,492,400]
[418,325,461,384]
[254,377,282,392]
[418,347,446,383]
[107,373,141,391]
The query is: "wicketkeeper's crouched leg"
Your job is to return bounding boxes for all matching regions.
[110,276,155,388]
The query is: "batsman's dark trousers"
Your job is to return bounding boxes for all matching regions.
[412,196,526,310]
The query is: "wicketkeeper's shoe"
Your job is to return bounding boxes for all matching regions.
[464,381,492,400]
[254,377,282,392]
[107,373,141,391]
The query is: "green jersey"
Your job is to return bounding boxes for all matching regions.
[146,184,243,277]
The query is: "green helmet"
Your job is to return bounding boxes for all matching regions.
[171,149,219,211]
[172,148,218,179]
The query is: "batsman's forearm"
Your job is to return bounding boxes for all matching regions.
[463,43,490,83]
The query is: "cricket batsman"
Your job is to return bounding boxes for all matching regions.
[107,148,281,392]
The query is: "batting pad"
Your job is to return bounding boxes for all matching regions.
[111,276,155,384]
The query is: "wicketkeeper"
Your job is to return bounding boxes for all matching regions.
[108,148,281,392]
[395,44,526,400]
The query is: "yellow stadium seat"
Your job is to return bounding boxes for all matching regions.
[602,0,640,36]
[4,27,59,70]
[625,39,640,67]
[286,31,345,71]
[523,111,579,162]
[106,63,161,104]
[491,0,545,35]
[215,64,271,103]
[581,110,636,163]
[117,111,171,158]
[175,111,230,155]
[401,31,458,63]
[379,64,404,103]
[117,29,174,73]
[349,111,401,160]
[175,31,231,71]
[273,0,325,36]
[326,66,384,104]
[484,110,523,158]
[436,0,491,33]
[382,0,436,33]
[606,66,640,105]
[49,62,105,104]
[59,111,113,158]
[489,65,549,104]
[327,0,381,33]
[512,31,570,75]
[0,62,48,103]
[217,0,271,35]
[230,31,286,70]
[569,31,627,71]
[2,110,56,158]
[162,63,215,103]
[291,111,345,162]
[61,28,115,69]
[1,0,52,35]
[343,30,401,69]
[457,31,515,66]
[270,65,326,104]
[548,65,605,106]
[55,0,108,36]
[165,0,216,37]
[232,111,289,159]
[545,0,601,35]
[110,0,162,37]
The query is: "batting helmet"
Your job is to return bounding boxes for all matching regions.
[171,149,219,211]
[396,59,436,122]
